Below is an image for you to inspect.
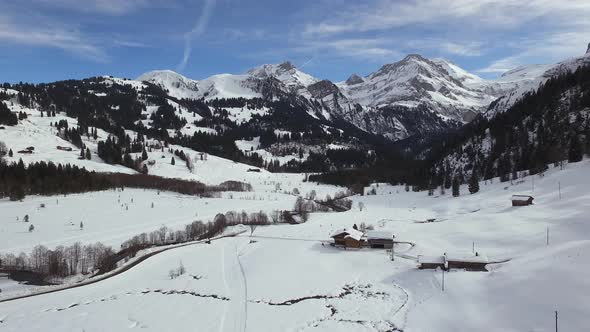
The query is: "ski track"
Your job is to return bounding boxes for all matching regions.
[219,239,247,332]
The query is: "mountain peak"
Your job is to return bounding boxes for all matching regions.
[278,61,296,71]
[345,74,364,85]
[403,54,427,61]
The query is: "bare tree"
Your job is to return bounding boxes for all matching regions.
[0,141,7,157]
[249,224,258,237]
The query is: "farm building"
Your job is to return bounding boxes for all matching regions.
[512,195,534,206]
[418,252,489,271]
[366,230,395,249]
[331,229,365,248]
[418,255,446,270]
[445,252,489,271]
[56,146,73,151]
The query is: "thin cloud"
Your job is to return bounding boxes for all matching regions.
[113,40,151,48]
[0,15,107,62]
[30,0,168,15]
[177,0,216,72]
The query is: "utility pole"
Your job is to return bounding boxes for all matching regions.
[472,241,475,253]
[547,227,550,246]
[558,182,561,200]
[442,268,445,292]
[555,310,558,332]
[532,175,535,193]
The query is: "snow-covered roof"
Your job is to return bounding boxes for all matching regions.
[418,255,445,264]
[512,195,534,201]
[445,252,489,263]
[367,230,394,240]
[331,228,364,239]
[344,232,363,241]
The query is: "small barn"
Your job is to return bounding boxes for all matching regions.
[418,255,446,270]
[367,230,395,249]
[331,229,364,248]
[512,195,534,206]
[445,252,489,271]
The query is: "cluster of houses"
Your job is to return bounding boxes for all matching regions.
[330,228,395,249]
[330,227,491,272]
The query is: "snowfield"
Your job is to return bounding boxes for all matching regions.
[1,159,589,331]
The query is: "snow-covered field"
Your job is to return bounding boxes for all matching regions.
[1,160,589,331]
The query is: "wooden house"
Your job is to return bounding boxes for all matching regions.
[417,255,446,270]
[56,146,73,151]
[331,229,364,248]
[511,195,534,206]
[445,252,489,271]
[366,230,395,249]
[417,252,489,271]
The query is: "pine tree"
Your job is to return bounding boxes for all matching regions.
[141,148,148,161]
[568,134,583,162]
[28,224,34,232]
[452,177,460,197]
[171,157,175,165]
[85,147,91,160]
[8,149,13,157]
[468,171,480,194]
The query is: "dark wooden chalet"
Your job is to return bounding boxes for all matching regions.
[512,195,534,206]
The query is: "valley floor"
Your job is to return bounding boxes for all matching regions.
[1,161,590,331]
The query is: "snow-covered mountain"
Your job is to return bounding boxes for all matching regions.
[133,44,590,141]
[485,51,590,117]
[337,55,496,123]
[138,61,319,102]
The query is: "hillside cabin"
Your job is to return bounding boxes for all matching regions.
[17,150,33,154]
[56,146,73,151]
[26,146,35,151]
[418,252,489,271]
[445,252,489,271]
[147,160,156,166]
[418,255,446,270]
[247,168,261,173]
[331,229,365,248]
[512,195,534,206]
[367,230,395,249]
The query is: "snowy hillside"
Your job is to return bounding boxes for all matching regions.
[1,154,589,331]
[485,51,590,118]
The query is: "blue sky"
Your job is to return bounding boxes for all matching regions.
[1,0,589,83]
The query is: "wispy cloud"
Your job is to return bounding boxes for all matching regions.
[296,0,590,74]
[113,39,151,48]
[477,30,590,74]
[177,0,216,72]
[0,14,107,61]
[30,0,168,15]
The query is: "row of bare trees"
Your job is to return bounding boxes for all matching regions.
[0,242,116,279]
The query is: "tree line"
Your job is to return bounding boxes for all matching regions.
[0,158,251,201]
